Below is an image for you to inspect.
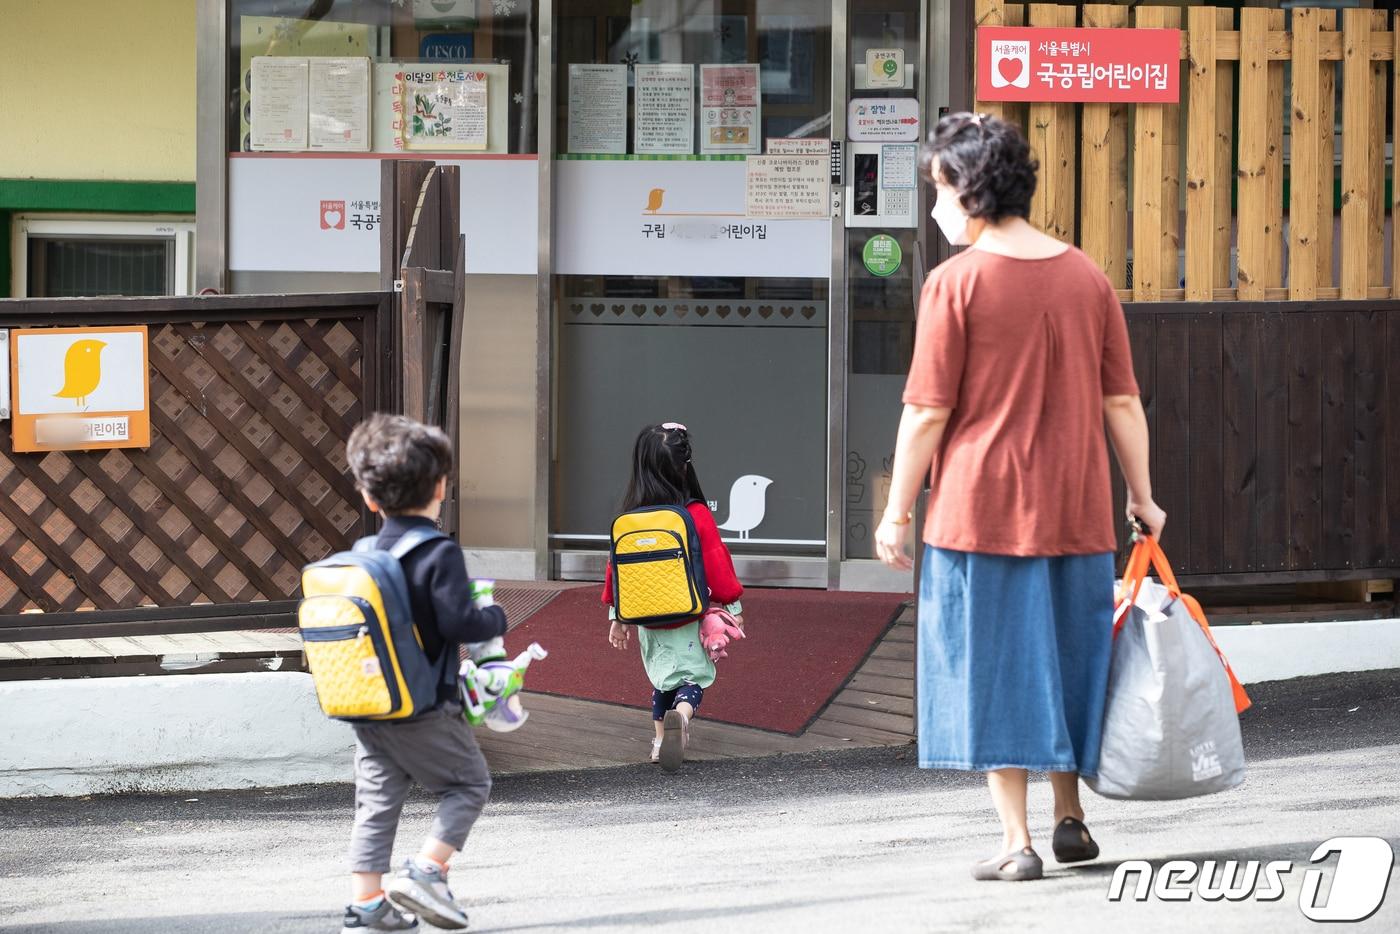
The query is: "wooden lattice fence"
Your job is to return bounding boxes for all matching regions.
[975,2,1400,302]
[0,293,389,614]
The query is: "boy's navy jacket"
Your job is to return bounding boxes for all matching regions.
[374,515,508,706]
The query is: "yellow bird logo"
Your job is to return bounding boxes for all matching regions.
[644,188,666,214]
[54,339,107,409]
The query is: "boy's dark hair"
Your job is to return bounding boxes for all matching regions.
[622,424,706,511]
[346,413,452,514]
[918,112,1038,223]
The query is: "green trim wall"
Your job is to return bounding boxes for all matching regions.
[0,179,196,297]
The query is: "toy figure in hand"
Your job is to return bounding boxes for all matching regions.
[458,580,548,732]
[459,636,548,732]
[699,608,744,661]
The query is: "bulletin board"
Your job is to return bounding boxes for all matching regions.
[372,62,510,154]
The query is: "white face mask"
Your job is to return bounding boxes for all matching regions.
[931,189,970,246]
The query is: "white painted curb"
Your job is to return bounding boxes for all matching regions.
[0,672,353,798]
[2,620,1396,798]
[1214,617,1400,684]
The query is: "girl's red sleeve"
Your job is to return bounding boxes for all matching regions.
[687,501,744,604]
[601,562,612,606]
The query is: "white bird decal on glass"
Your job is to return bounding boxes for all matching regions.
[717,475,773,540]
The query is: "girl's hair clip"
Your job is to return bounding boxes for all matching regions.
[661,421,688,432]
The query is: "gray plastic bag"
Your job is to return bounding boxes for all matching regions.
[1087,575,1247,800]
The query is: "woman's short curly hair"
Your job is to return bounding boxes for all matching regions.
[918,112,1038,222]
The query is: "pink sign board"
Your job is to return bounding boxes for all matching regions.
[978,26,1181,103]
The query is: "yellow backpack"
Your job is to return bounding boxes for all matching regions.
[609,504,710,626]
[298,528,448,721]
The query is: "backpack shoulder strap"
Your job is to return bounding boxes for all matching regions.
[387,526,448,560]
[351,535,379,553]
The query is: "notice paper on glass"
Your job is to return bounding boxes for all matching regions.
[568,64,627,154]
[700,63,761,155]
[634,64,694,155]
[309,57,371,151]
[767,138,830,156]
[746,154,829,219]
[395,69,488,151]
[250,56,309,151]
[880,143,918,189]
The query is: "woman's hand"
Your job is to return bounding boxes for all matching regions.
[608,620,630,650]
[875,516,914,571]
[1127,497,1167,540]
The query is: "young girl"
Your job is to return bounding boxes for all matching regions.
[602,422,745,771]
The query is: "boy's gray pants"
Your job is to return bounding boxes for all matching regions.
[349,703,492,873]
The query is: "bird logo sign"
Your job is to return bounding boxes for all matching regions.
[716,475,773,541]
[55,339,107,409]
[10,326,151,452]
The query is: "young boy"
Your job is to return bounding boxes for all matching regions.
[340,414,508,933]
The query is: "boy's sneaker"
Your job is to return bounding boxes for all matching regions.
[386,859,470,930]
[341,898,417,932]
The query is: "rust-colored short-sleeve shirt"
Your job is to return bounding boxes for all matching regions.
[903,246,1139,556]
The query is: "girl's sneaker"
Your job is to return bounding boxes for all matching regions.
[341,897,417,932]
[650,737,662,763]
[659,709,689,772]
[386,859,469,930]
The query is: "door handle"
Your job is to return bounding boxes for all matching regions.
[911,240,926,314]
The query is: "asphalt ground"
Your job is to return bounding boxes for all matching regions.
[2,669,1398,933]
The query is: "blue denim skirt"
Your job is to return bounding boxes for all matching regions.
[917,546,1114,776]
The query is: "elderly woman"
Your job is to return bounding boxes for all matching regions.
[876,113,1166,882]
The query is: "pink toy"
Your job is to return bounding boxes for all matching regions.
[699,608,744,661]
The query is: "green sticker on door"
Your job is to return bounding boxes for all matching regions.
[862,234,902,277]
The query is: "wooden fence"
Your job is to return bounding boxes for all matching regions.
[975,2,1398,303]
[0,294,390,614]
[1112,301,1400,584]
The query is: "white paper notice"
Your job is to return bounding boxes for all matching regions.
[767,138,831,156]
[568,64,627,154]
[397,69,488,151]
[310,57,370,151]
[700,64,761,155]
[746,155,829,219]
[634,64,694,155]
[880,143,918,189]
[250,57,309,151]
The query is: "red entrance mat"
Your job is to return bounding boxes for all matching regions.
[506,586,906,735]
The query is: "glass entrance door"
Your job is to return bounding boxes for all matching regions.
[549,0,836,580]
[839,0,928,587]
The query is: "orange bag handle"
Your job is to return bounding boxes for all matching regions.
[1115,534,1251,714]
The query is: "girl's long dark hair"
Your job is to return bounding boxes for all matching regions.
[622,424,706,510]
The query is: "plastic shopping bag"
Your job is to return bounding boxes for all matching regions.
[1087,535,1251,800]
